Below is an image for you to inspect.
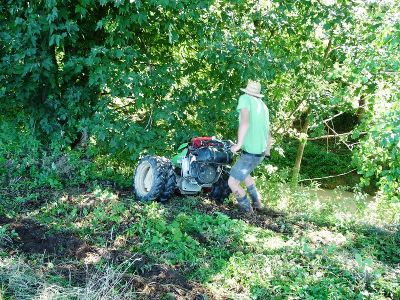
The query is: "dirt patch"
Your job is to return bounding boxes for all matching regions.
[129,261,213,300]
[109,251,192,289]
[129,277,211,300]
[225,207,292,232]
[191,231,210,245]
[7,218,96,260]
[54,262,93,286]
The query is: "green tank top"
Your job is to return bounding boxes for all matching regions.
[237,94,270,154]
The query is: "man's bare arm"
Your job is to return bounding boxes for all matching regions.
[231,108,249,153]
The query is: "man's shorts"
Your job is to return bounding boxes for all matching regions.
[230,152,264,181]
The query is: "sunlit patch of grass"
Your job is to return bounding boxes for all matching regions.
[208,253,274,298]
[28,187,133,244]
[91,186,119,201]
[207,237,399,299]
[259,179,399,227]
[305,228,347,246]
[207,246,346,299]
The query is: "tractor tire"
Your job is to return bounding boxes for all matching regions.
[159,164,177,202]
[209,171,231,203]
[134,156,170,202]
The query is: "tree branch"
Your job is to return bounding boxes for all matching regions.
[298,169,357,183]
[307,131,366,141]
[323,38,332,63]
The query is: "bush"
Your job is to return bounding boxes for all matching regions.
[354,102,400,218]
[271,140,353,184]
[0,118,96,189]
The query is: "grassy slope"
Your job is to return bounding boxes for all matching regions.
[0,183,399,300]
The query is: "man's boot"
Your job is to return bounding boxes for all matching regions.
[247,184,262,210]
[237,195,253,213]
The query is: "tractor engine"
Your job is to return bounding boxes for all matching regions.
[178,138,233,194]
[190,162,219,184]
[133,136,234,202]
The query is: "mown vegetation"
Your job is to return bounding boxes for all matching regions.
[1,0,399,299]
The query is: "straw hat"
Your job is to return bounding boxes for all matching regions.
[240,80,264,98]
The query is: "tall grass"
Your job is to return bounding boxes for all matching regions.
[0,257,139,300]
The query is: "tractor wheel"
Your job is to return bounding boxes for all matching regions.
[159,164,177,202]
[209,172,231,203]
[134,156,170,201]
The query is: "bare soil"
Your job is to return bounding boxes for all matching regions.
[6,218,95,259]
[1,216,213,299]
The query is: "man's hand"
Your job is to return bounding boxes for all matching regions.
[231,144,241,153]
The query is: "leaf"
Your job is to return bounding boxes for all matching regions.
[96,20,104,30]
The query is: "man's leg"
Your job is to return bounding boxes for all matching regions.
[244,175,262,209]
[228,176,253,213]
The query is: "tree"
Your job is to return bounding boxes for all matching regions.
[1,0,399,200]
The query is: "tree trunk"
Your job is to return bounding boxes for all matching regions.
[357,95,365,122]
[291,111,310,187]
[290,38,332,187]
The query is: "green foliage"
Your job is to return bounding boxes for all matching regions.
[1,0,400,297]
[0,118,95,189]
[354,102,400,207]
[0,225,17,248]
[269,141,353,183]
[1,0,399,194]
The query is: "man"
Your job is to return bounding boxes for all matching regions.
[228,80,271,213]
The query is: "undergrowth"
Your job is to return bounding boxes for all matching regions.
[1,182,399,299]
